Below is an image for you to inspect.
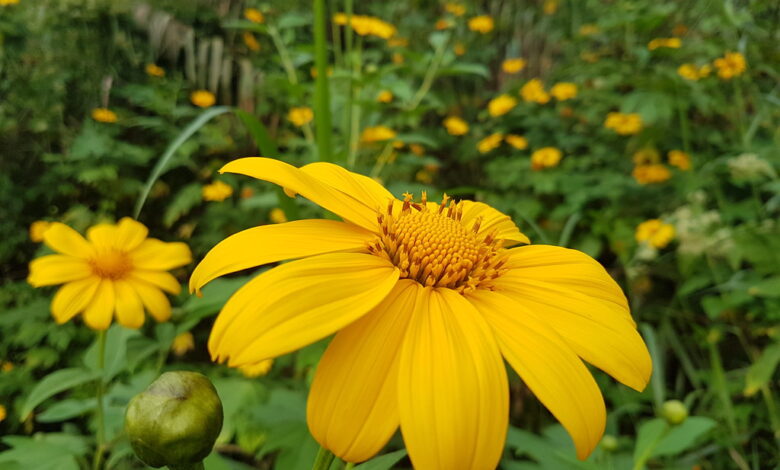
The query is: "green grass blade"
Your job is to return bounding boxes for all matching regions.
[234,108,279,156]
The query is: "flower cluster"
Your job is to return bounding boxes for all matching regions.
[604,112,643,135]
[635,220,675,249]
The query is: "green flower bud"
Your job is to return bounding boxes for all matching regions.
[125,371,223,468]
[660,399,688,425]
[600,434,618,452]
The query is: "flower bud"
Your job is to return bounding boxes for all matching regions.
[125,371,223,468]
[660,399,688,425]
[600,434,618,452]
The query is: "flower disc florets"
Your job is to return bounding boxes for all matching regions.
[89,249,132,280]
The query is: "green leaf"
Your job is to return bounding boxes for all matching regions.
[633,418,667,467]
[19,368,98,420]
[744,341,780,396]
[747,277,780,298]
[36,398,96,423]
[83,325,140,381]
[652,417,716,457]
[233,109,279,157]
[163,183,203,227]
[354,449,408,470]
[438,63,491,78]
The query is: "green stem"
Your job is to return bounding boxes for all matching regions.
[268,25,300,86]
[346,37,363,169]
[311,446,336,470]
[707,339,738,436]
[369,141,395,178]
[313,0,333,162]
[92,330,107,470]
[344,463,355,470]
[406,35,449,111]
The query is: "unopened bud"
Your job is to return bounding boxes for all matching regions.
[600,434,618,452]
[660,399,688,425]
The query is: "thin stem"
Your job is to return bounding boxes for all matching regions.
[313,0,333,162]
[311,446,336,470]
[369,141,395,178]
[92,330,107,470]
[406,35,449,111]
[344,463,355,470]
[346,37,363,169]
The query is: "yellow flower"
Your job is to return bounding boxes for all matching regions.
[543,0,558,15]
[415,170,433,184]
[288,107,314,127]
[377,90,393,103]
[444,3,466,16]
[349,15,397,39]
[310,66,334,78]
[647,38,681,50]
[243,32,261,51]
[202,180,233,202]
[635,220,675,249]
[332,13,349,25]
[668,150,691,170]
[531,147,563,170]
[28,218,191,330]
[488,94,517,117]
[435,19,452,30]
[0,405,5,422]
[677,64,700,81]
[392,52,405,64]
[579,24,600,36]
[172,332,195,357]
[239,359,274,378]
[91,108,117,123]
[30,221,53,243]
[502,58,526,74]
[244,8,264,24]
[477,133,504,153]
[443,116,469,136]
[698,64,712,78]
[145,63,165,77]
[269,208,287,224]
[0,0,20,5]
[505,134,528,150]
[713,52,746,80]
[191,157,651,466]
[454,43,466,56]
[604,112,643,135]
[387,37,409,48]
[361,126,397,143]
[520,79,550,104]
[468,15,494,34]
[550,82,577,101]
[191,90,216,108]
[632,148,660,166]
[1,362,12,373]
[632,164,671,185]
[409,144,425,156]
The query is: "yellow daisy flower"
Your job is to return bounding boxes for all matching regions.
[487,94,517,117]
[531,147,563,170]
[543,0,558,15]
[190,158,651,466]
[520,79,550,104]
[28,218,191,330]
[243,32,261,51]
[713,51,746,80]
[468,15,494,34]
[477,133,504,153]
[0,0,20,6]
[443,116,469,136]
[191,90,216,108]
[202,181,233,202]
[145,63,165,77]
[269,208,287,224]
[0,405,6,422]
[635,220,675,249]
[360,126,396,143]
[91,108,118,123]
[604,112,643,135]
[502,58,526,74]
[647,38,681,50]
[30,220,53,242]
[1,361,13,372]
[632,164,671,184]
[505,134,528,150]
[667,150,691,170]
[288,107,314,127]
[550,82,577,101]
[172,332,195,356]
[244,8,264,24]
[376,90,393,103]
[444,3,466,16]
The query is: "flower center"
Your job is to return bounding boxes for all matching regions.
[89,250,133,280]
[368,193,507,293]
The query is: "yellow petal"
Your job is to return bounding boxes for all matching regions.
[83,280,115,330]
[300,162,394,212]
[130,279,172,322]
[28,255,92,287]
[115,218,149,251]
[42,223,94,258]
[467,289,606,459]
[190,219,374,294]
[220,158,380,232]
[86,223,118,249]
[398,288,508,470]
[308,280,421,463]
[130,239,192,271]
[495,245,652,391]
[131,270,181,294]
[209,253,399,366]
[51,278,100,324]
[114,280,145,329]
[460,200,530,245]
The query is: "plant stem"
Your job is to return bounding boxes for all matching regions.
[92,330,107,470]
[407,35,449,111]
[311,446,336,470]
[344,463,355,470]
[313,0,333,162]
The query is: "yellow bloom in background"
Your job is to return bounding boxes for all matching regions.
[244,8,264,24]
[202,180,233,202]
[377,90,393,103]
[349,15,397,39]
[145,63,165,77]
[1,361,13,372]
[454,42,466,56]
[387,37,409,48]
[239,359,274,378]
[505,134,528,150]
[0,405,6,422]
[409,144,425,156]
[30,220,53,242]
[698,64,712,78]
[488,94,517,117]
[0,0,20,5]
[604,112,643,135]
[550,82,577,101]
[520,79,551,104]
[647,38,681,50]
[477,133,504,153]
[91,108,117,123]
[444,3,466,16]
[632,148,660,166]
[713,51,746,80]
[668,150,691,170]
[243,32,261,51]
[288,107,314,127]
[443,116,469,136]
[543,0,558,15]
[502,58,526,74]
[360,126,397,143]
[172,332,195,357]
[468,15,494,33]
[332,13,348,25]
[635,220,675,249]
[531,147,563,170]
[191,90,216,108]
[415,169,433,184]
[579,24,600,36]
[269,208,287,224]
[435,19,452,30]
[392,52,405,64]
[191,157,651,466]
[28,218,191,330]
[677,64,700,81]
[633,164,671,185]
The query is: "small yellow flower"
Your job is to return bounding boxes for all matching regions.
[531,147,563,170]
[377,90,393,103]
[349,15,397,39]
[647,38,681,51]
[435,19,453,30]
[677,64,701,81]
[604,112,643,135]
[543,0,558,15]
[244,8,264,24]
[488,94,517,117]
[713,52,746,80]
[635,220,675,249]
[145,63,165,77]
[698,65,712,78]
[477,133,503,154]
[239,359,274,378]
[0,0,20,5]
[443,116,469,136]
[632,164,671,185]
[332,13,348,25]
[361,126,397,143]
[392,52,405,64]
[191,90,216,108]
[243,32,261,51]
[30,221,53,243]
[171,332,195,357]
[240,187,254,199]
[202,181,233,202]
[520,79,550,104]
[409,144,425,156]
[415,170,433,184]
[550,82,577,101]
[579,24,600,36]
[91,108,117,123]
[269,208,288,224]
[444,3,466,16]
[468,15,494,34]
[454,43,466,56]
[505,135,528,150]
[502,58,526,74]
[632,148,660,166]
[668,150,691,170]
[1,361,13,372]
[0,405,6,422]
[288,107,314,127]
[28,218,191,330]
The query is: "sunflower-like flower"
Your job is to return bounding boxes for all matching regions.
[190,158,652,468]
[28,218,191,330]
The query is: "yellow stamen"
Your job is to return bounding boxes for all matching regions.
[89,250,133,280]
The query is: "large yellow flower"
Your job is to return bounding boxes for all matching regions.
[28,218,191,330]
[191,158,652,468]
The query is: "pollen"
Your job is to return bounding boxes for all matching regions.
[89,250,133,280]
[368,193,507,293]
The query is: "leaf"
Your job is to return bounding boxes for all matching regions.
[633,418,667,467]
[83,325,141,382]
[181,276,251,321]
[747,277,780,298]
[163,183,203,227]
[233,109,279,157]
[437,63,491,78]
[652,417,716,457]
[355,449,408,470]
[19,368,98,419]
[745,341,780,396]
[0,434,88,470]
[36,398,96,423]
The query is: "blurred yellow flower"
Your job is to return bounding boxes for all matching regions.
[202,180,234,202]
[243,32,261,51]
[239,359,274,378]
[647,38,681,50]
[270,208,288,224]
[443,116,469,136]
[713,52,746,80]
[145,63,165,77]
[288,107,314,127]
[191,90,216,108]
[543,0,558,15]
[477,133,503,153]
[550,82,577,101]
[240,187,254,199]
[244,8,264,24]
[30,220,53,243]
[409,144,425,156]
[633,164,671,185]
[635,220,675,249]
[488,94,517,117]
[28,218,191,330]
[91,108,117,123]
[454,42,466,56]
[1,361,13,372]
[444,3,466,16]
[531,147,563,170]
[468,15,494,33]
[0,0,20,5]
[502,58,526,74]
[505,134,528,150]
[387,37,408,48]
[0,405,5,422]
[677,64,701,81]
[377,90,393,103]
[520,79,550,104]
[415,169,433,184]
[392,52,405,64]
[349,15,397,39]
[332,13,348,25]
[361,126,397,143]
[632,148,660,166]
[172,332,195,357]
[435,19,453,30]
[668,150,691,170]
[579,24,600,36]
[604,112,642,135]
